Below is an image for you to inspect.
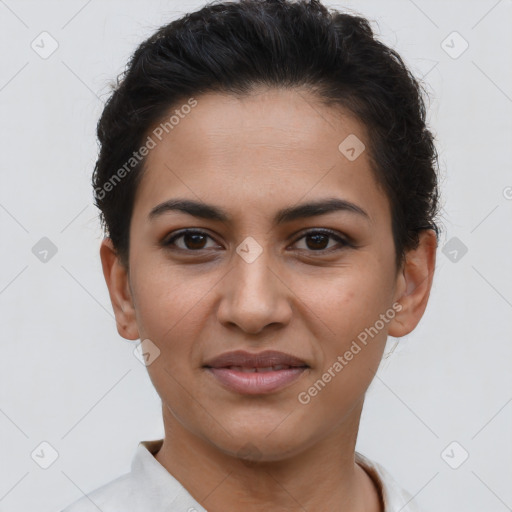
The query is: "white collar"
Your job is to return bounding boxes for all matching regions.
[129,439,423,512]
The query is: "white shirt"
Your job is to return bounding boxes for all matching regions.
[61,439,424,512]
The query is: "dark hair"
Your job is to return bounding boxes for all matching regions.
[93,0,442,271]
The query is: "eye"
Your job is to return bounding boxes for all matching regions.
[291,229,350,252]
[162,228,350,253]
[163,229,220,251]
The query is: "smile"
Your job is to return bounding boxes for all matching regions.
[203,350,309,394]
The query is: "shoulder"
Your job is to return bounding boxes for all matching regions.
[355,451,425,512]
[60,471,144,512]
[59,439,205,512]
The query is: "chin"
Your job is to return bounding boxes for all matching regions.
[205,421,314,464]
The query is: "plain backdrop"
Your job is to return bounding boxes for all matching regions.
[0,1,511,511]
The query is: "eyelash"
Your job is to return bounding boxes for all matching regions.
[163,228,351,254]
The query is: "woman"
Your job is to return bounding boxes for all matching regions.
[63,0,440,510]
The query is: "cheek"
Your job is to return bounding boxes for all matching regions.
[131,262,211,339]
[295,288,390,431]
[298,264,394,403]
[305,265,392,339]
[132,269,208,420]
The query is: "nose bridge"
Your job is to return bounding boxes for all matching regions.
[217,237,290,332]
[233,238,278,305]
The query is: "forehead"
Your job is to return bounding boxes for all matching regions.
[132,88,390,228]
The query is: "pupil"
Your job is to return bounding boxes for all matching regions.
[185,233,206,249]
[307,234,328,250]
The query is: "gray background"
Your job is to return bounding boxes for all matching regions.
[0,0,511,511]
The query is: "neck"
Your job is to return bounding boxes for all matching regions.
[154,400,382,512]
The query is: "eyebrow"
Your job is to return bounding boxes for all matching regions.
[148,197,370,225]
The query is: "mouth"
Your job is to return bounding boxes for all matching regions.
[203,350,309,395]
[218,365,302,372]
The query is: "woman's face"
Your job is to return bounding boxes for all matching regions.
[103,87,433,461]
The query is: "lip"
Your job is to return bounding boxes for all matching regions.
[203,350,309,395]
[204,350,309,369]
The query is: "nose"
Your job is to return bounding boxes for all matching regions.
[216,244,293,335]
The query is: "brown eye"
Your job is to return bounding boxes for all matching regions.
[164,230,219,251]
[293,230,349,252]
[304,233,330,250]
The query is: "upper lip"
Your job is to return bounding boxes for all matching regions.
[203,350,309,369]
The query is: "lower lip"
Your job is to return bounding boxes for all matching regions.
[206,367,307,394]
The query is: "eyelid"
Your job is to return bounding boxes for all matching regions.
[163,228,351,252]
[290,228,351,251]
[163,229,221,249]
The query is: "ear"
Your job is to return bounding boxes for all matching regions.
[99,238,140,340]
[388,229,437,338]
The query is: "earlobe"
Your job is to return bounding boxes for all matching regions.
[99,238,140,341]
[388,229,437,338]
